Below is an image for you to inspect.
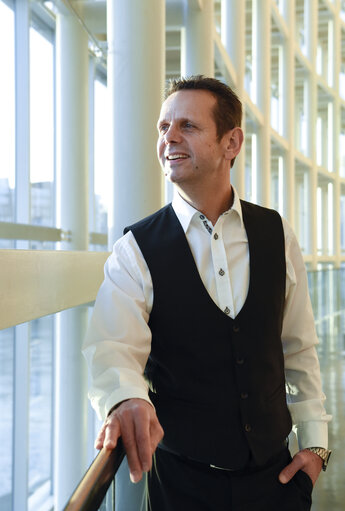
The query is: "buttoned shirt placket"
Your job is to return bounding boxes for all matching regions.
[198,211,235,319]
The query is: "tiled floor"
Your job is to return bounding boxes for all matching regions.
[311,317,345,510]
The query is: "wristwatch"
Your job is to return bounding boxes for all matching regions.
[306,447,332,471]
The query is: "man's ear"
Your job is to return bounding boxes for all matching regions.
[224,127,244,162]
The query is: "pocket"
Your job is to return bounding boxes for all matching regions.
[292,469,313,497]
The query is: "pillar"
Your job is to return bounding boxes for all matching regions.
[332,3,341,268]
[107,0,165,245]
[256,0,271,207]
[54,8,89,509]
[181,0,214,77]
[284,0,296,226]
[221,0,245,196]
[306,0,318,269]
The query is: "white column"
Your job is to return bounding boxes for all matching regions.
[54,9,89,510]
[256,0,271,207]
[284,0,296,225]
[306,0,318,269]
[221,0,245,197]
[107,0,165,245]
[332,4,341,268]
[181,0,214,77]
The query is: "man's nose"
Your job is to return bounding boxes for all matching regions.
[164,125,181,144]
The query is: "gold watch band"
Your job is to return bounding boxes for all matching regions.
[306,447,332,471]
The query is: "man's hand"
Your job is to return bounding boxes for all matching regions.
[279,449,323,486]
[95,398,164,483]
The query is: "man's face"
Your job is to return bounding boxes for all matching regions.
[157,90,229,187]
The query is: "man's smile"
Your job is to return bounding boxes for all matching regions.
[165,153,189,161]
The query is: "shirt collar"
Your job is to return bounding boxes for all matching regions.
[172,186,244,234]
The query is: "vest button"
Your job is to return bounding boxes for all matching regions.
[233,325,240,333]
[236,357,244,365]
[241,392,248,399]
[245,424,252,432]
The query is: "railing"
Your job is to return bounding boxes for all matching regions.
[63,440,126,511]
[0,221,108,245]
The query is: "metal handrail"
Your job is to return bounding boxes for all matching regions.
[0,221,108,245]
[63,440,125,511]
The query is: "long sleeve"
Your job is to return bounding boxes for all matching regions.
[83,232,153,421]
[282,219,332,449]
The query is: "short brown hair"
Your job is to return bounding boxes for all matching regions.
[165,75,242,141]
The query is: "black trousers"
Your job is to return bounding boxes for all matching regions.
[148,447,313,511]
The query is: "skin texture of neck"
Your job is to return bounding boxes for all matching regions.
[176,177,234,226]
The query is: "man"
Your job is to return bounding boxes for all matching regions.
[83,76,331,510]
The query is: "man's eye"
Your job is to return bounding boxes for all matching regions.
[184,122,193,129]
[159,125,169,133]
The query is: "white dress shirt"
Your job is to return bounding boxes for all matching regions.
[83,188,331,450]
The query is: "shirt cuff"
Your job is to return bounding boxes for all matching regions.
[101,387,152,420]
[293,420,329,450]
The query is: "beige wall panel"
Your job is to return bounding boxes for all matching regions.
[0,250,108,330]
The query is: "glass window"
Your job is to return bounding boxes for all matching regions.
[341,0,345,23]
[270,151,284,216]
[245,0,257,103]
[295,163,310,254]
[340,29,345,101]
[316,88,333,171]
[28,316,54,504]
[273,0,285,16]
[30,27,55,227]
[0,1,15,225]
[93,77,111,236]
[295,0,307,56]
[341,108,345,178]
[166,30,181,79]
[317,2,333,86]
[295,60,308,156]
[317,178,334,256]
[271,19,283,135]
[214,0,221,35]
[341,186,345,254]
[0,327,14,510]
[244,120,258,203]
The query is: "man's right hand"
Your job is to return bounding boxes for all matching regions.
[95,398,164,483]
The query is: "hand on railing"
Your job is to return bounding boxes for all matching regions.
[95,398,164,484]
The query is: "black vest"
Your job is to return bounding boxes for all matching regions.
[124,201,292,469]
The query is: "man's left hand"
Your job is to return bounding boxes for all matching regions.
[279,449,323,486]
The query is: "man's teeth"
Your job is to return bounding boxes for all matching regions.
[167,154,188,160]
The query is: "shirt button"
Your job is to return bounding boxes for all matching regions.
[199,214,205,220]
[236,357,244,365]
[241,392,248,399]
[219,269,225,276]
[245,424,252,432]
[214,233,219,240]
[224,307,230,315]
[233,325,240,333]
